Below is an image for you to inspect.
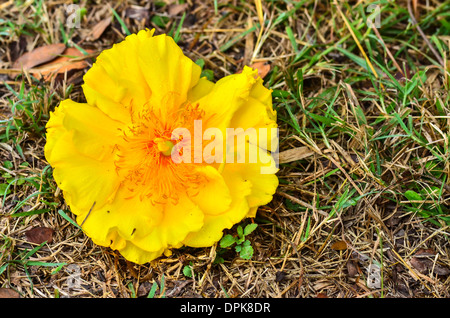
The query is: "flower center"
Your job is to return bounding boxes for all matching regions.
[114,102,210,204]
[154,137,174,156]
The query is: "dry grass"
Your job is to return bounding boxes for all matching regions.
[1,0,449,299]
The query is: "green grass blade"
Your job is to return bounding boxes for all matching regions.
[111,8,131,36]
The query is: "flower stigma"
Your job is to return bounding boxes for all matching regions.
[154,137,175,156]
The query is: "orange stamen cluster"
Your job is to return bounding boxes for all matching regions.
[115,102,208,205]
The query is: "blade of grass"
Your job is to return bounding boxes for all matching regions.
[58,209,82,230]
[334,1,382,88]
[147,281,159,298]
[10,208,50,218]
[172,12,186,43]
[111,7,130,36]
[219,24,258,52]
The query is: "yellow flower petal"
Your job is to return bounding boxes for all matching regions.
[183,142,278,247]
[77,187,162,248]
[45,102,121,212]
[137,33,201,113]
[196,67,258,131]
[78,188,203,264]
[130,194,204,253]
[229,75,278,151]
[182,198,250,248]
[189,166,232,216]
[83,29,201,123]
[82,30,154,124]
[187,77,215,103]
[57,100,123,160]
[119,241,165,265]
[249,73,276,121]
[224,143,279,209]
[182,164,252,247]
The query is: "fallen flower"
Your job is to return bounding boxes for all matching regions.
[45,29,278,264]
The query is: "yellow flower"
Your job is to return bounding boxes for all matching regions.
[44,29,278,264]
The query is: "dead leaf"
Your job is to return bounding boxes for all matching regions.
[25,226,54,244]
[433,264,450,276]
[410,249,450,276]
[87,17,111,41]
[347,260,361,277]
[31,47,94,81]
[331,240,347,251]
[168,3,188,16]
[275,271,287,282]
[125,5,150,20]
[0,288,20,298]
[279,146,315,164]
[8,35,28,63]
[249,61,271,79]
[13,43,66,70]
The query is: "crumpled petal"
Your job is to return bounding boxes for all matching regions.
[196,67,258,132]
[182,142,278,247]
[83,29,201,123]
[82,30,155,124]
[45,100,121,212]
[189,166,232,216]
[182,165,252,247]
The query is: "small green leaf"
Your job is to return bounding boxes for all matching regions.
[3,161,13,169]
[404,190,423,202]
[243,223,258,236]
[213,256,224,264]
[239,243,254,260]
[235,236,245,245]
[200,69,214,81]
[219,234,236,248]
[195,59,205,69]
[0,184,11,196]
[151,15,169,28]
[237,225,244,238]
[183,265,193,278]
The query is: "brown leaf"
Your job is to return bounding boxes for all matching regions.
[331,240,347,251]
[168,3,188,16]
[415,248,436,257]
[347,260,361,277]
[249,61,271,79]
[25,226,54,244]
[32,47,94,81]
[275,271,287,282]
[13,43,66,70]
[8,36,28,63]
[125,5,150,20]
[0,288,20,298]
[279,146,315,164]
[87,17,111,41]
[410,249,450,276]
[410,256,429,274]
